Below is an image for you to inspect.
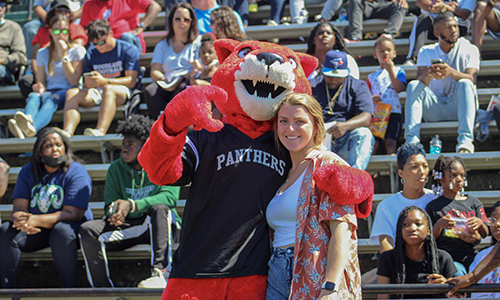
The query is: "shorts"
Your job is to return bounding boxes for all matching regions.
[376,113,402,141]
[489,7,500,39]
[87,86,131,105]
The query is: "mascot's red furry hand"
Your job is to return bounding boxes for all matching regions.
[138,39,317,185]
[313,164,374,218]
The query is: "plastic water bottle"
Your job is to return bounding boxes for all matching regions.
[297,8,309,24]
[430,135,442,154]
[338,6,347,21]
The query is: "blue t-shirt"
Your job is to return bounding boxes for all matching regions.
[312,75,374,123]
[195,4,245,35]
[12,162,93,221]
[83,39,139,79]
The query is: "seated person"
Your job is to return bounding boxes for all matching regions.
[62,19,139,137]
[367,36,406,155]
[79,114,180,288]
[209,6,248,41]
[377,206,458,299]
[370,143,435,254]
[190,32,219,86]
[80,0,161,54]
[404,0,474,65]
[0,0,27,86]
[312,50,374,170]
[18,0,87,100]
[469,200,500,298]
[472,0,500,51]
[346,0,408,41]
[8,14,85,139]
[22,0,82,59]
[426,155,488,273]
[192,0,245,34]
[0,127,92,288]
[144,3,200,119]
[0,157,9,199]
[405,12,479,154]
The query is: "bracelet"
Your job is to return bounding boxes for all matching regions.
[441,6,447,13]
[128,199,136,212]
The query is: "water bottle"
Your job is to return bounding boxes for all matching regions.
[430,135,442,154]
[338,6,347,21]
[297,8,309,24]
[249,0,258,13]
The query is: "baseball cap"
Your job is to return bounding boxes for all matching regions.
[51,0,70,10]
[322,50,349,78]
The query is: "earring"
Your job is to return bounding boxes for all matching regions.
[464,179,468,187]
[401,178,405,185]
[449,182,454,190]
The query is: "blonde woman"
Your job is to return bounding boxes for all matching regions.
[8,14,85,139]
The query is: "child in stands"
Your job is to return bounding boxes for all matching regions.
[190,33,219,86]
[469,200,500,298]
[367,36,406,155]
[377,206,457,299]
[426,155,489,274]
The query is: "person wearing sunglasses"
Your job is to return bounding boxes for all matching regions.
[18,0,87,101]
[80,0,161,54]
[61,19,139,137]
[8,14,85,139]
[144,2,200,119]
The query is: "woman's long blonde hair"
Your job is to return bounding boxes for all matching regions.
[274,93,326,151]
[48,14,73,76]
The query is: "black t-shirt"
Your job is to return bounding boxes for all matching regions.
[425,195,487,268]
[170,124,290,278]
[377,249,457,299]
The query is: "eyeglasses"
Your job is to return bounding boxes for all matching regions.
[488,217,500,226]
[92,39,107,46]
[174,17,191,23]
[52,29,69,35]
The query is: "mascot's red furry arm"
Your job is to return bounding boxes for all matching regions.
[314,164,374,218]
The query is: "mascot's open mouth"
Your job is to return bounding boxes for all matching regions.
[241,80,286,99]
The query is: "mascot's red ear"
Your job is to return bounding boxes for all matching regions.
[296,53,318,78]
[214,39,243,64]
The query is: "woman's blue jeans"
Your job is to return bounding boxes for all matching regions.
[25,89,67,132]
[266,246,294,300]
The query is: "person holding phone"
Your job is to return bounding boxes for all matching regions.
[61,19,139,137]
[404,12,479,154]
[8,13,85,139]
[144,3,201,119]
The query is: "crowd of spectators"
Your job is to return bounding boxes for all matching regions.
[0,0,500,296]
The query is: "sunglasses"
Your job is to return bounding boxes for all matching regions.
[92,39,107,46]
[52,29,69,35]
[174,17,191,23]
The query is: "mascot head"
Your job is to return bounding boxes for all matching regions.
[212,40,317,138]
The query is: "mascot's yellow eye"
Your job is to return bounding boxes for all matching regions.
[238,47,252,58]
[289,58,297,69]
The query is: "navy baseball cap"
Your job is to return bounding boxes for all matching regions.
[322,50,349,78]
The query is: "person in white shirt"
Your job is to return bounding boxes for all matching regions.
[404,12,479,154]
[370,142,435,254]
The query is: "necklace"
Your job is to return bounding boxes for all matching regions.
[325,82,343,115]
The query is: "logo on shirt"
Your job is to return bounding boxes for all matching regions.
[216,148,286,176]
[30,184,64,213]
[125,185,155,200]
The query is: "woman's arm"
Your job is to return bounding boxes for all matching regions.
[26,205,86,229]
[151,63,165,82]
[35,64,47,92]
[377,275,391,299]
[318,219,354,299]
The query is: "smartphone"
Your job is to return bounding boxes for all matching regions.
[109,202,118,215]
[431,59,443,64]
[83,72,94,77]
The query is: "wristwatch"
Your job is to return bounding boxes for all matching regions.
[321,281,337,291]
[137,22,145,28]
[62,56,70,63]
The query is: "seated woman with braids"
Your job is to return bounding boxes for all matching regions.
[377,206,458,299]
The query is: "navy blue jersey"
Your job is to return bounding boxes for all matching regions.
[170,124,290,278]
[83,39,139,78]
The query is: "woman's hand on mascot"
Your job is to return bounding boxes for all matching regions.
[163,86,227,133]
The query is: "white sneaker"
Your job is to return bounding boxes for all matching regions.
[8,119,25,139]
[14,111,36,137]
[84,128,104,136]
[137,267,167,289]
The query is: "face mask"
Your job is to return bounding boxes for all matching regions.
[41,155,65,168]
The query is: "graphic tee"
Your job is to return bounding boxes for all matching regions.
[83,39,139,79]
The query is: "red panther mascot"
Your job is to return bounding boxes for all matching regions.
[138,40,372,300]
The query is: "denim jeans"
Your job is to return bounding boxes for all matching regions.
[266,246,294,300]
[0,221,80,287]
[320,0,343,21]
[404,79,477,153]
[119,32,143,54]
[22,19,43,59]
[25,89,67,132]
[332,127,374,170]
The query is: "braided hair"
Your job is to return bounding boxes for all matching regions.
[393,206,440,298]
[431,155,467,195]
